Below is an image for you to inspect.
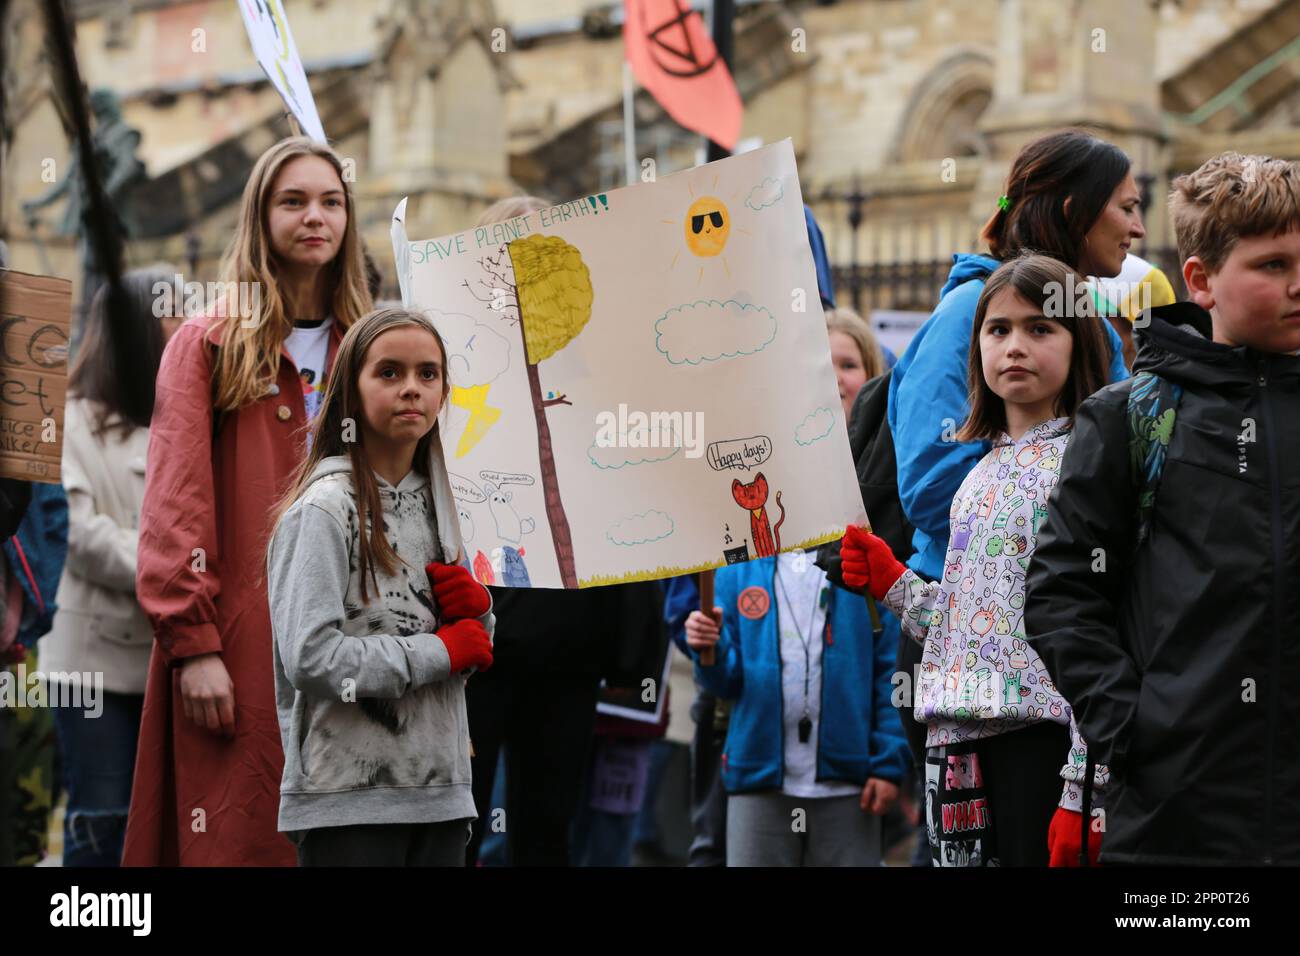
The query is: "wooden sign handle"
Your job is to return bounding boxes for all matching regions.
[698,570,716,666]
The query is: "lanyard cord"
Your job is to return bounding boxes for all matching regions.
[774,560,819,717]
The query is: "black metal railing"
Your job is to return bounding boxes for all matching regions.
[829,246,1186,319]
[813,170,1187,319]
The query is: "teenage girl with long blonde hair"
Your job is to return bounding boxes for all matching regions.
[122,137,373,866]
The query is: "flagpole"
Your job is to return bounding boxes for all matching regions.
[695,0,736,666]
[623,61,637,187]
[705,0,735,164]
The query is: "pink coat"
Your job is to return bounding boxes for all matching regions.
[123,313,342,866]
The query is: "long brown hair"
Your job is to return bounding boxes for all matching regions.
[271,308,451,603]
[980,130,1132,267]
[957,254,1111,442]
[213,137,372,411]
[69,267,171,439]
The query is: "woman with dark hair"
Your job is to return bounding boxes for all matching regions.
[881,129,1145,864]
[982,130,1141,271]
[891,130,1141,587]
[38,267,176,866]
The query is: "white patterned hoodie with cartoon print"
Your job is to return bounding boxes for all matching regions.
[881,416,1106,811]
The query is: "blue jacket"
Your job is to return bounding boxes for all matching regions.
[685,558,910,794]
[3,481,68,650]
[888,254,1130,580]
[804,204,835,309]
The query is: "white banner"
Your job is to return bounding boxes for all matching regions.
[236,0,326,143]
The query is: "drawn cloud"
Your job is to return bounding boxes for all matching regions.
[745,177,784,211]
[795,407,835,446]
[607,510,675,546]
[425,309,510,387]
[587,434,681,470]
[655,299,777,366]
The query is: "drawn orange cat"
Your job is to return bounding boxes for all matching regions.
[731,471,786,558]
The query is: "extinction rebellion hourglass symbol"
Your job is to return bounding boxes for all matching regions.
[639,0,720,77]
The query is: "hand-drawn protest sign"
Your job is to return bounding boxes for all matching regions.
[393,140,861,588]
[237,0,326,143]
[0,270,71,484]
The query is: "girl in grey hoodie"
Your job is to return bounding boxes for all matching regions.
[267,308,495,866]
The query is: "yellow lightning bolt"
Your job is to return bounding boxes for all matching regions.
[452,383,501,458]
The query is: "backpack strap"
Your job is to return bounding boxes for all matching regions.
[10,535,43,615]
[1126,371,1183,550]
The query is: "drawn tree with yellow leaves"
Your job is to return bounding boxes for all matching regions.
[464,234,593,588]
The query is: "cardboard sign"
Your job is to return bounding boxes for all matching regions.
[0,270,71,484]
[394,140,862,588]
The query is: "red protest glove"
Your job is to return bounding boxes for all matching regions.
[840,525,906,601]
[436,618,493,674]
[427,561,491,622]
[1048,807,1101,867]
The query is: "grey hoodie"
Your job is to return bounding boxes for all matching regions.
[267,453,492,836]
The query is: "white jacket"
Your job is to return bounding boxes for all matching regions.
[39,397,152,693]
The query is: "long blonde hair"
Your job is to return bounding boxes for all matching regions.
[825,306,885,381]
[476,195,549,228]
[213,137,373,410]
[271,308,451,604]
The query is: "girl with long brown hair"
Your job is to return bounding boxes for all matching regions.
[879,131,1147,866]
[843,254,1112,866]
[123,137,372,866]
[266,308,493,866]
[891,129,1141,586]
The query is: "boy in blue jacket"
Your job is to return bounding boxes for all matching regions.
[683,553,909,866]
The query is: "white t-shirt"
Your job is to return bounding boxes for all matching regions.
[775,553,860,800]
[284,318,333,421]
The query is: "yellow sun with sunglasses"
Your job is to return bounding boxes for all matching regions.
[664,175,750,283]
[684,196,731,257]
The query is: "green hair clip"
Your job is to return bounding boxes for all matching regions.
[997,194,1011,212]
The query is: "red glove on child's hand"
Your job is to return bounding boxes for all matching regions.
[437,618,493,674]
[1048,807,1102,867]
[840,525,906,601]
[426,561,491,622]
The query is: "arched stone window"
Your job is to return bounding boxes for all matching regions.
[891,50,994,162]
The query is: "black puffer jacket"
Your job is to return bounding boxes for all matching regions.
[1026,302,1300,866]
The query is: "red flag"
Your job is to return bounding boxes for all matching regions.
[624,0,743,151]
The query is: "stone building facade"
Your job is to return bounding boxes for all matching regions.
[4,0,1300,312]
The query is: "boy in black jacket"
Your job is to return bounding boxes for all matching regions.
[1025,152,1300,865]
